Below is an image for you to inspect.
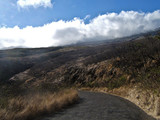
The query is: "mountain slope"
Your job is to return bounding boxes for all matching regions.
[0,29,160,119]
[2,30,159,93]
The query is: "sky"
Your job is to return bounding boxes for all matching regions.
[0,0,160,49]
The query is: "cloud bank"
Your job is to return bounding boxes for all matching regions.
[0,10,160,49]
[17,0,53,8]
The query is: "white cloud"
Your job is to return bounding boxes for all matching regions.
[84,15,91,20]
[17,0,53,8]
[0,10,160,49]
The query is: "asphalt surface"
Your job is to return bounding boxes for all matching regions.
[41,91,155,120]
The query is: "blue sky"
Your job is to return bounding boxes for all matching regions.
[0,0,160,49]
[0,0,160,28]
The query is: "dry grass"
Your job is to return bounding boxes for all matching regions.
[0,89,78,120]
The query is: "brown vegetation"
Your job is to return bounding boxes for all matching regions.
[0,89,78,120]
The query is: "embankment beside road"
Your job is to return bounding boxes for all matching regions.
[80,85,160,120]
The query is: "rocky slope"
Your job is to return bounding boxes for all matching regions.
[0,30,160,118]
[8,31,160,90]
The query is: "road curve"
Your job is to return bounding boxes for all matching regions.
[41,91,155,120]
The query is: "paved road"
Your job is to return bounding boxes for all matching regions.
[41,91,155,120]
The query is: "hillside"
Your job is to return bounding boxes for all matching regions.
[0,30,160,119]
[0,30,159,90]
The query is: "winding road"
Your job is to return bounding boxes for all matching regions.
[41,91,155,120]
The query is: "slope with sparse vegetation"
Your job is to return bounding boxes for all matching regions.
[0,30,160,119]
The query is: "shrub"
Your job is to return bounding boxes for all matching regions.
[0,89,78,120]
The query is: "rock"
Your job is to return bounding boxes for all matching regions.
[131,79,136,84]
[136,95,140,99]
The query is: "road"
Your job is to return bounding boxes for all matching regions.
[41,91,155,120]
